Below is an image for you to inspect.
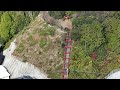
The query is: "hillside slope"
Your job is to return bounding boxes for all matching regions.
[12,13,65,78]
[4,11,120,79]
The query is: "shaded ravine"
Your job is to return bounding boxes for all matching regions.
[2,39,48,79]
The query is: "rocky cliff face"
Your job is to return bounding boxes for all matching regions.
[3,39,48,79]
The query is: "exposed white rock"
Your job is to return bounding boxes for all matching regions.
[3,39,48,79]
[105,69,120,79]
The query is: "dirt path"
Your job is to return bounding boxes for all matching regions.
[41,11,72,31]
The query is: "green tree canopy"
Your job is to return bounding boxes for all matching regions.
[0,12,12,42]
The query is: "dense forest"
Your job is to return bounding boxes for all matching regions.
[49,11,120,78]
[0,11,120,79]
[0,11,39,49]
[67,11,120,78]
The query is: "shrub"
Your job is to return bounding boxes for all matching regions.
[39,25,55,36]
[15,43,25,53]
[39,38,47,48]
[27,35,37,46]
[49,11,65,19]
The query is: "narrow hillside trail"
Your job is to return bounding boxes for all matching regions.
[3,39,48,79]
[41,11,73,79]
[41,11,72,31]
[62,30,72,79]
[62,16,73,79]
